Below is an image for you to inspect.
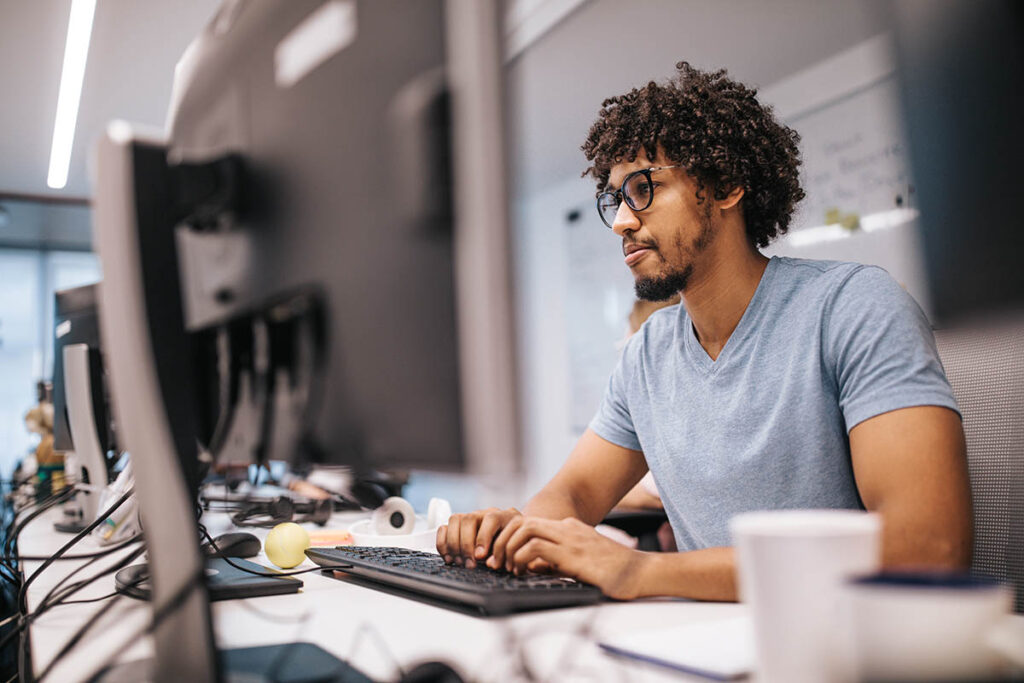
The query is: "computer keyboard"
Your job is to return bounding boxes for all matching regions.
[306,546,604,615]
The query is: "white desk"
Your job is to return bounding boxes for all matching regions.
[20,507,745,682]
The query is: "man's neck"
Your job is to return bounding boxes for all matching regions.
[681,244,769,361]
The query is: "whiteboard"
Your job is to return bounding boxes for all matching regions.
[763,33,932,317]
[789,73,912,231]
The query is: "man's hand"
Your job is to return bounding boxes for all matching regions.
[436,507,522,569]
[490,516,645,600]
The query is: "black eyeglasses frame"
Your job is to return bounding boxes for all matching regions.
[595,165,680,229]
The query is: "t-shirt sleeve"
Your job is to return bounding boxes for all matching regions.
[825,266,960,432]
[588,339,643,451]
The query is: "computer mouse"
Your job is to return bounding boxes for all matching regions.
[203,531,262,558]
[398,661,464,683]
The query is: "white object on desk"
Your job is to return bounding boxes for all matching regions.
[598,616,754,681]
[731,509,880,683]
[91,458,141,545]
[846,573,1021,681]
[427,497,452,528]
[349,517,439,553]
[372,496,416,535]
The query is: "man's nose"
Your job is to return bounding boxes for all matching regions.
[610,200,640,236]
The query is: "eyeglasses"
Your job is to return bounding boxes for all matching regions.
[596,165,680,229]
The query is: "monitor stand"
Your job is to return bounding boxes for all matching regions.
[53,497,87,533]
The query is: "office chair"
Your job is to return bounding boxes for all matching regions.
[935,317,1024,613]
[602,509,670,552]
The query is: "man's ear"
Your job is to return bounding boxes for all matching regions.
[718,186,744,211]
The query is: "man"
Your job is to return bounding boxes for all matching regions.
[436,62,971,601]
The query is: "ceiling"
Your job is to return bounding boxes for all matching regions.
[0,0,220,201]
[507,0,892,198]
[0,0,890,248]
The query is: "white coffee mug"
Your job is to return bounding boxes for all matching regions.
[731,509,881,683]
[847,572,1023,681]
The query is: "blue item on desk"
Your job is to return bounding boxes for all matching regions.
[203,530,262,558]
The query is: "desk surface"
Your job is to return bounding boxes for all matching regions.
[21,507,744,682]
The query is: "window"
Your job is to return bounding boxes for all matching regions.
[0,249,100,477]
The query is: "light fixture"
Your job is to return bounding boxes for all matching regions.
[46,0,97,190]
[785,208,920,248]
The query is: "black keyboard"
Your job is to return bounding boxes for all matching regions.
[305,546,604,615]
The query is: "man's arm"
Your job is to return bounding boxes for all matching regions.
[492,405,972,602]
[477,431,740,601]
[496,519,738,601]
[849,404,972,569]
[524,429,649,522]
[435,429,646,567]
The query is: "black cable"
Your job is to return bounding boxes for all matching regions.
[11,546,150,683]
[24,547,123,626]
[0,544,145,655]
[4,488,76,558]
[3,483,80,569]
[81,535,348,683]
[34,544,146,618]
[48,592,119,607]
[5,536,141,562]
[37,564,204,683]
[0,483,127,646]
[0,487,78,591]
[197,523,350,578]
[32,593,126,682]
[34,538,142,605]
[17,490,133,615]
[9,478,82,518]
[29,519,346,681]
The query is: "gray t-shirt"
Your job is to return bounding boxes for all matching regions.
[589,256,959,552]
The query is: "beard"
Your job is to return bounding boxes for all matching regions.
[635,266,693,301]
[632,207,715,302]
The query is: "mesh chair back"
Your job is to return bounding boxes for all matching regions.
[935,319,1024,613]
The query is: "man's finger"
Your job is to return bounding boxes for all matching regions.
[526,558,553,573]
[474,510,506,560]
[503,518,562,572]
[459,514,481,567]
[435,524,448,557]
[487,516,523,570]
[442,515,463,563]
[511,538,564,575]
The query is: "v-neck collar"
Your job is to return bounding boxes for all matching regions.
[681,256,778,374]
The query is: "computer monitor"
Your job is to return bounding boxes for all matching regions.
[52,283,111,456]
[51,283,114,529]
[92,1,516,678]
[894,0,1024,324]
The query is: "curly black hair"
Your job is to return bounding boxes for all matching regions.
[582,62,804,248]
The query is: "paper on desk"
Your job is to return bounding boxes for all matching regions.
[598,616,754,681]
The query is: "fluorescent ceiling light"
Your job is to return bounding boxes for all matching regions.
[47,0,97,190]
